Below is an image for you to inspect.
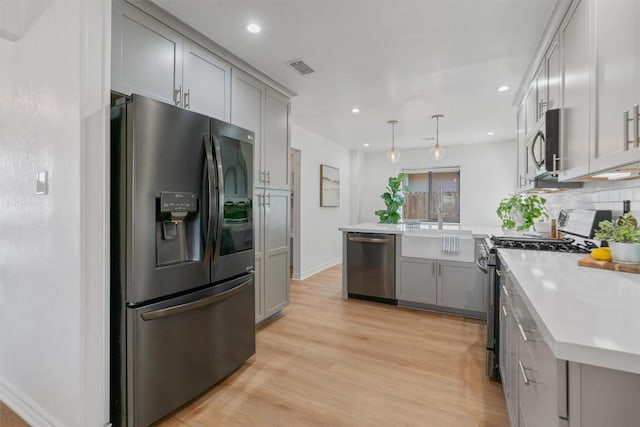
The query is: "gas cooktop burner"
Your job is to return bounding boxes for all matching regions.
[490,236,592,254]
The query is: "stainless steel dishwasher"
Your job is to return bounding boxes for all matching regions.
[346,233,396,303]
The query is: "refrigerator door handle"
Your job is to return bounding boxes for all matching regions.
[141,277,253,321]
[203,134,216,262]
[211,134,224,266]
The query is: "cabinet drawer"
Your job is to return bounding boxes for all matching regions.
[512,293,568,426]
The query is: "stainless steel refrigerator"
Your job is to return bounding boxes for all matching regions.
[110,94,256,426]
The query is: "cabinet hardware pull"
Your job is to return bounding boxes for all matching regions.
[501,304,509,318]
[438,264,442,276]
[517,322,540,342]
[501,284,516,296]
[174,85,182,107]
[634,105,639,148]
[518,360,540,385]
[266,170,271,184]
[432,263,435,276]
[184,89,191,109]
[265,194,271,207]
[551,154,561,176]
[260,170,266,183]
[623,108,639,151]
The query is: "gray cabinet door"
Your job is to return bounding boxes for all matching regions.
[591,0,640,172]
[559,0,591,180]
[263,189,290,317]
[254,190,265,323]
[231,69,266,189]
[182,41,231,121]
[437,260,485,312]
[112,1,183,106]
[398,258,437,305]
[264,88,290,190]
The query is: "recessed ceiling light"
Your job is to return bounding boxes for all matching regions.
[487,131,495,136]
[497,85,510,92]
[246,23,261,34]
[351,107,360,113]
[363,143,370,147]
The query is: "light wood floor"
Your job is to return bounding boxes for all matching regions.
[157,265,508,426]
[1,265,508,426]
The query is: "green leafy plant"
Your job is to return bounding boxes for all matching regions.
[375,173,410,224]
[594,213,640,243]
[496,194,548,231]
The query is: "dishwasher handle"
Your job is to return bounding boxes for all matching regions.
[348,235,394,244]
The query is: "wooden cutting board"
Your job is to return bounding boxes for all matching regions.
[578,256,640,274]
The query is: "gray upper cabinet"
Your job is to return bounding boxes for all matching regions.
[534,62,547,126]
[591,0,640,172]
[263,89,291,190]
[232,71,290,191]
[559,0,591,180]
[182,41,231,120]
[516,105,531,191]
[112,2,183,105]
[231,69,265,189]
[546,38,561,113]
[111,1,231,119]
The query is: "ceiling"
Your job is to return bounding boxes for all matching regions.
[151,0,558,151]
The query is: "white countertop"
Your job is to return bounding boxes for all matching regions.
[499,249,640,374]
[339,223,502,238]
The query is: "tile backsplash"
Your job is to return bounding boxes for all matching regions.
[543,179,640,220]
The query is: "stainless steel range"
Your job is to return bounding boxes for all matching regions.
[481,209,612,380]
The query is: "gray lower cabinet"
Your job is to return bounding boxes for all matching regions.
[398,258,437,305]
[255,189,290,323]
[398,257,485,317]
[499,259,640,427]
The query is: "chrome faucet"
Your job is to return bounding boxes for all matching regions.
[437,186,443,230]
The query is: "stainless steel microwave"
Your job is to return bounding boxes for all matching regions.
[526,108,560,181]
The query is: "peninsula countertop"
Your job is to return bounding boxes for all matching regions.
[499,249,640,374]
[338,222,503,238]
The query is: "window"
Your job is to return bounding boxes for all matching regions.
[403,168,460,223]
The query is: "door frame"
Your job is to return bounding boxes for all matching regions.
[290,148,301,278]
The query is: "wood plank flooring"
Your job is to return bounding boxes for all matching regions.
[0,265,508,426]
[157,265,508,426]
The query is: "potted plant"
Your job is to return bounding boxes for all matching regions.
[496,194,548,232]
[375,173,410,224]
[594,213,640,264]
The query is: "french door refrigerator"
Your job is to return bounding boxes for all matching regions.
[110,94,256,426]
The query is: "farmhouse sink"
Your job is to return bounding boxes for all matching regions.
[402,230,474,262]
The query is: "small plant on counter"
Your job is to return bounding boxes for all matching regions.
[594,213,640,243]
[594,213,640,264]
[496,194,548,231]
[375,173,410,224]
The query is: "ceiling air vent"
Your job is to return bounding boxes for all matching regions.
[287,59,314,75]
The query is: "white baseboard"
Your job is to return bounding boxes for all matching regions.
[0,378,63,426]
[294,257,341,281]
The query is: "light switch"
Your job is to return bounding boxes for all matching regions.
[36,171,48,195]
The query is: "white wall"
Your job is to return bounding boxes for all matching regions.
[0,1,110,426]
[358,140,516,226]
[291,125,351,279]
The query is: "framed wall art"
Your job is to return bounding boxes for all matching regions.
[320,164,340,207]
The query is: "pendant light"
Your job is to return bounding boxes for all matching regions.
[431,114,445,161]
[387,119,400,163]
